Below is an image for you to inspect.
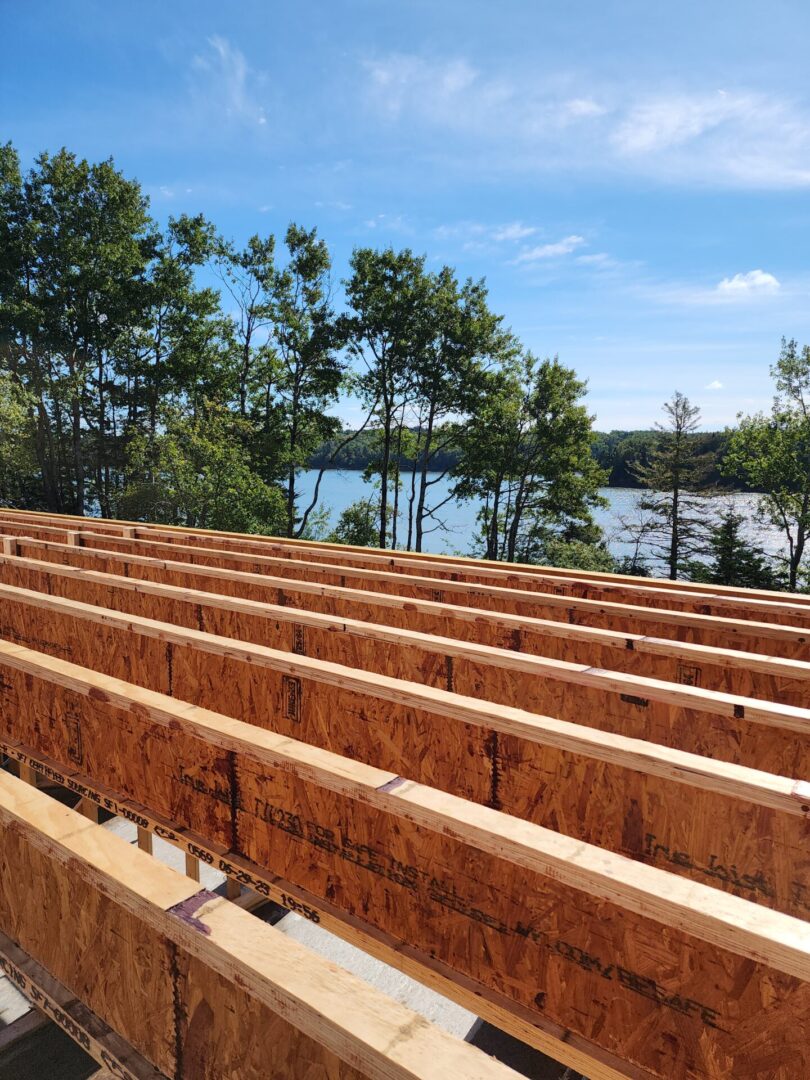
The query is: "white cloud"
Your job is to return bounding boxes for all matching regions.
[491,222,537,242]
[716,269,780,296]
[361,56,810,188]
[191,36,268,127]
[705,379,724,390]
[515,235,586,262]
[641,268,786,307]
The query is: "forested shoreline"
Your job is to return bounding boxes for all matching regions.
[2,143,810,589]
[311,427,739,490]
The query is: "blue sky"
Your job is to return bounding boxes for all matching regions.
[4,0,810,429]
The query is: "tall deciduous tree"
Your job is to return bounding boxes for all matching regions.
[406,269,515,552]
[268,224,346,537]
[215,233,276,418]
[344,247,429,548]
[724,339,810,590]
[454,353,606,562]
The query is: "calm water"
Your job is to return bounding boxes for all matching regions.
[297,469,782,564]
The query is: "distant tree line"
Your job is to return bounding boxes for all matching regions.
[2,143,810,589]
[311,426,740,489]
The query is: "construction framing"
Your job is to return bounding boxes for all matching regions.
[0,507,808,1080]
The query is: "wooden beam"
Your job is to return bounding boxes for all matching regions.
[0,576,808,796]
[0,737,638,1080]
[9,538,810,708]
[0,648,808,1080]
[23,527,810,658]
[0,770,526,1080]
[2,506,809,608]
[4,512,810,648]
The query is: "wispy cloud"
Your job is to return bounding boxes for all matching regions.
[434,220,537,250]
[705,379,724,390]
[191,36,268,128]
[514,235,586,262]
[361,55,810,188]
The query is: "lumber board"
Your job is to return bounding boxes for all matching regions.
[6,516,810,651]
[3,506,810,610]
[114,525,810,628]
[0,662,809,1079]
[4,549,810,738]
[10,538,810,708]
[0,770,521,1080]
[0,931,167,1079]
[0,573,808,788]
[0,739,642,1080]
[24,528,810,659]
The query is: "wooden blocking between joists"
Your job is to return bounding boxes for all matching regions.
[0,771,521,1080]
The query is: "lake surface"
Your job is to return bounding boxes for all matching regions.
[297,469,782,565]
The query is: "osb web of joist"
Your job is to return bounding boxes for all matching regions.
[0,509,808,1080]
[2,642,810,1080]
[0,770,521,1080]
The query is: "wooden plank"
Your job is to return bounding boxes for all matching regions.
[0,770,523,1080]
[0,668,808,1078]
[0,931,166,1079]
[0,576,809,806]
[3,506,809,609]
[4,548,810,752]
[122,524,810,628]
[0,738,639,1080]
[5,517,810,648]
[9,539,810,707]
[23,528,810,658]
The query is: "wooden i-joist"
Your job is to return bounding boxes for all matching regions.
[0,507,808,1079]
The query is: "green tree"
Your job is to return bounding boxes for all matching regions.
[687,508,781,590]
[454,354,606,563]
[631,392,711,580]
[724,339,810,590]
[343,248,430,548]
[268,224,346,538]
[215,232,276,418]
[119,405,286,533]
[407,269,515,552]
[326,498,380,547]
[0,146,154,514]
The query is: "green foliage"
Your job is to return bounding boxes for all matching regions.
[686,509,782,591]
[724,339,810,590]
[627,392,712,580]
[326,498,380,547]
[0,372,39,505]
[118,406,286,534]
[540,537,618,573]
[454,353,607,562]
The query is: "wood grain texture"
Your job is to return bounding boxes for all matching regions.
[0,770,521,1080]
[0,737,645,1080]
[0,586,808,916]
[9,538,810,708]
[0,931,167,1080]
[29,528,810,660]
[4,507,810,611]
[0,658,809,1078]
